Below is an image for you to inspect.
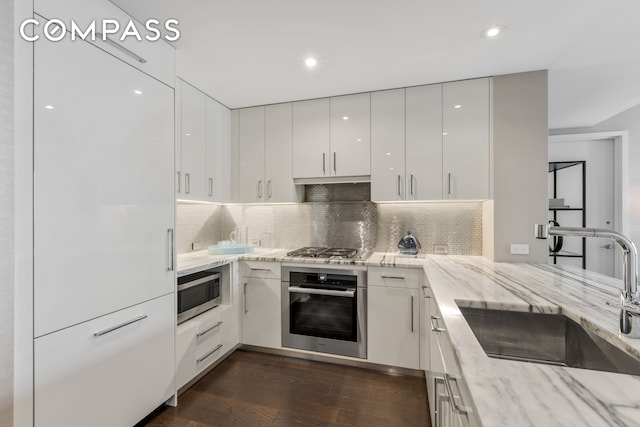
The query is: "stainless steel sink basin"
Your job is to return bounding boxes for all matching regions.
[458,306,640,376]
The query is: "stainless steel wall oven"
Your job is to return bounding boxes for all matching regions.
[281,265,367,359]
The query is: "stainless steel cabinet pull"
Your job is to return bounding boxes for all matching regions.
[196,344,223,364]
[197,321,223,338]
[333,152,337,173]
[177,171,181,193]
[397,175,402,196]
[257,180,263,199]
[250,268,271,272]
[96,32,147,64]
[381,275,404,280]
[322,153,326,174]
[267,180,272,199]
[288,286,355,298]
[185,173,191,194]
[410,174,414,196]
[167,228,174,271]
[447,172,452,196]
[243,283,248,314]
[410,295,414,332]
[94,314,147,337]
[208,178,213,197]
[430,315,446,332]
[444,374,468,415]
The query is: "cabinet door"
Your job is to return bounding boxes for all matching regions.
[180,80,207,200]
[265,103,299,202]
[34,294,175,427]
[241,277,281,348]
[368,286,420,369]
[292,98,330,178]
[371,89,406,201]
[34,36,175,337]
[237,106,266,202]
[330,93,371,176]
[205,97,231,202]
[442,78,490,199]
[406,84,443,200]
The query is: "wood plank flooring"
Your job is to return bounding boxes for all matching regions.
[139,349,431,427]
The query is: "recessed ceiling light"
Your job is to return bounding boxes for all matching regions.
[305,57,317,68]
[185,132,191,136]
[134,89,143,95]
[44,105,54,110]
[454,105,462,109]
[342,116,349,120]
[443,132,448,136]
[386,152,391,156]
[356,138,362,142]
[484,25,504,38]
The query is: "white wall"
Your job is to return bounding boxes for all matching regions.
[0,0,14,423]
[550,104,640,248]
[489,70,549,262]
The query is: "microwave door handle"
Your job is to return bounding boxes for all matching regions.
[178,273,221,291]
[288,286,355,298]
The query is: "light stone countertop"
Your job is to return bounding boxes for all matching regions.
[424,255,640,427]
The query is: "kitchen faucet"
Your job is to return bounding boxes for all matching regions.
[534,223,640,338]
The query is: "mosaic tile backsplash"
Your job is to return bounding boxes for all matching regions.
[177,200,482,256]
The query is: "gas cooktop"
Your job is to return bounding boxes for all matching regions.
[286,247,359,260]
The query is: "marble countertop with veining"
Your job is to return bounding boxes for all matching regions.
[424,255,640,427]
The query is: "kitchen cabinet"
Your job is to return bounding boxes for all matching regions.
[240,261,282,348]
[406,84,444,200]
[371,88,406,201]
[367,267,422,369]
[34,294,175,427]
[34,31,175,337]
[292,93,371,180]
[177,79,231,201]
[442,78,491,200]
[237,104,301,202]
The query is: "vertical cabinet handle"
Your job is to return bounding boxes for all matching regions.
[397,175,402,196]
[410,174,414,196]
[176,171,181,194]
[257,180,263,199]
[243,283,248,314]
[322,153,326,174]
[333,152,337,173]
[267,180,272,199]
[185,173,191,194]
[208,177,213,197]
[167,228,174,272]
[447,172,452,197]
[410,295,414,332]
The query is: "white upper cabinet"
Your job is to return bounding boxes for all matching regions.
[237,106,266,202]
[371,89,406,201]
[177,79,231,202]
[205,97,231,202]
[330,93,371,177]
[265,103,299,202]
[406,84,444,200]
[179,81,207,200]
[292,98,331,179]
[442,78,491,199]
[33,35,175,337]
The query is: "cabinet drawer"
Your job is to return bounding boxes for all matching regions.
[34,294,175,427]
[176,304,235,356]
[176,327,236,389]
[34,0,175,87]
[241,261,281,279]
[368,266,424,288]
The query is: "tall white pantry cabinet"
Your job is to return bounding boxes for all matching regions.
[30,1,177,425]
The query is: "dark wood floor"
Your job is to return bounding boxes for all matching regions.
[140,349,431,427]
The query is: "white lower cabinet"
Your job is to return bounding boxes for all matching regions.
[176,304,239,390]
[241,261,282,349]
[34,294,175,427]
[367,267,423,369]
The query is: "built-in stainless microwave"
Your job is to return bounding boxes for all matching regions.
[177,269,221,324]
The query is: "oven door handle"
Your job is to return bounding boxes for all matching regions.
[288,286,356,298]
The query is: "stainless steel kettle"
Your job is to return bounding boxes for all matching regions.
[397,231,421,255]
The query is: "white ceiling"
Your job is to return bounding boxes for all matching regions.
[111,0,640,129]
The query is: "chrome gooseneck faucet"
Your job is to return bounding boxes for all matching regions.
[534,223,640,338]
